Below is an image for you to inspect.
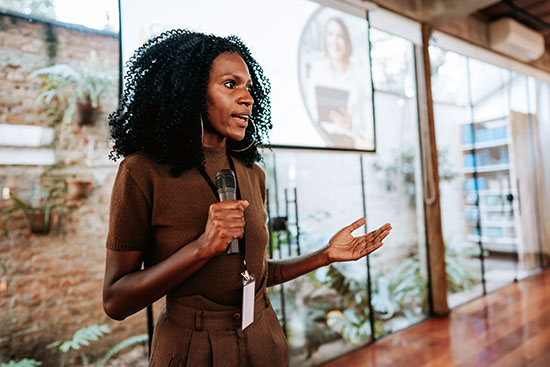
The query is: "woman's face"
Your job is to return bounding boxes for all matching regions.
[325,20,348,62]
[204,52,254,147]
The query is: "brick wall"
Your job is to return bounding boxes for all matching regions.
[0,10,157,366]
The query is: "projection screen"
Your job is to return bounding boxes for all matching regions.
[120,0,376,151]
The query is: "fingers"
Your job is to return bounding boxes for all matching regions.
[211,200,249,210]
[344,217,366,232]
[360,228,391,254]
[364,223,391,240]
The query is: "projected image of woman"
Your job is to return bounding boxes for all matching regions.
[307,16,373,149]
[102,30,390,366]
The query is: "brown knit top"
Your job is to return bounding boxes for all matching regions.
[106,146,269,306]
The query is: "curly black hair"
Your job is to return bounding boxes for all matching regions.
[108,29,272,177]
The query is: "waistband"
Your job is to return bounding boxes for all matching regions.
[165,287,271,330]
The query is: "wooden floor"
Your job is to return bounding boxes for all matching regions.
[322,269,550,367]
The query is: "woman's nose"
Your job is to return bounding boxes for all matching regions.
[239,88,254,107]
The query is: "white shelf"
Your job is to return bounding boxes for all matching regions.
[464,205,519,212]
[467,234,518,245]
[463,164,510,173]
[465,189,516,195]
[474,220,516,227]
[461,139,511,151]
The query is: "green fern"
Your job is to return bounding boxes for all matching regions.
[48,324,111,352]
[96,334,149,367]
[0,359,42,367]
[47,324,111,367]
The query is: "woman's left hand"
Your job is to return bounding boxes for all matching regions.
[325,218,391,263]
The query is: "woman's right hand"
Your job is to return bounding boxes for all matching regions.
[198,200,249,256]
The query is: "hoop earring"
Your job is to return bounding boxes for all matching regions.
[230,119,257,152]
[200,114,205,144]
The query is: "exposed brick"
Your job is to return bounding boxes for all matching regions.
[0,12,138,367]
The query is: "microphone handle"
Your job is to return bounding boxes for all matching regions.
[218,189,240,255]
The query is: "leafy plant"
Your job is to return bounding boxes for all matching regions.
[1,186,65,238]
[96,334,148,367]
[30,51,117,127]
[323,265,381,345]
[47,324,111,367]
[324,258,428,344]
[445,243,481,293]
[0,359,42,367]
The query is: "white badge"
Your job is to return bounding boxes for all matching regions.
[241,271,255,330]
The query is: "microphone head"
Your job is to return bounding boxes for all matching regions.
[215,170,236,190]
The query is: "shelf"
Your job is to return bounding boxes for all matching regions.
[465,189,516,195]
[467,234,518,245]
[464,205,516,212]
[466,220,516,227]
[460,116,508,125]
[463,164,510,173]
[461,139,511,151]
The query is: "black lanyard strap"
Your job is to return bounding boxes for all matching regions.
[197,152,246,263]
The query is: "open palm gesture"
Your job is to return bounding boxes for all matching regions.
[326,218,391,263]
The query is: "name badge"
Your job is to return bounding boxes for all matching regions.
[241,272,255,330]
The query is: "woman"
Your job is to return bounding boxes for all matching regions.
[307,17,373,149]
[103,29,390,366]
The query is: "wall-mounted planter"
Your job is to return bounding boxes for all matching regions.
[24,209,58,234]
[76,99,101,126]
[66,178,93,200]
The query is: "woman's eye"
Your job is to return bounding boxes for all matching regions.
[224,81,236,88]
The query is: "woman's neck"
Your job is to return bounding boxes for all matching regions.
[202,131,226,148]
[329,58,349,76]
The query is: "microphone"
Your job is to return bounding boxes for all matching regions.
[215,169,240,254]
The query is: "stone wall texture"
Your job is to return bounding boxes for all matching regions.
[0,11,160,366]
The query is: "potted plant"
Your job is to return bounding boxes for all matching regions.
[1,186,65,237]
[65,176,93,200]
[30,50,117,127]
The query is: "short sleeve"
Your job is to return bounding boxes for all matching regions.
[106,160,152,251]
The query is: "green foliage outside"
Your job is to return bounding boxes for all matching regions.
[2,324,148,367]
[0,0,56,19]
[0,359,42,367]
[0,181,66,238]
[30,51,117,127]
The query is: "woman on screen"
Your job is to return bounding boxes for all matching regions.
[307,16,373,149]
[102,29,390,366]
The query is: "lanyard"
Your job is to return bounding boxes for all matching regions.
[197,152,247,267]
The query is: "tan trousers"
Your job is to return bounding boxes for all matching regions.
[149,287,288,367]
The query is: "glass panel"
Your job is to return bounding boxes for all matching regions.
[469,58,510,122]
[431,45,548,304]
[263,151,367,366]
[431,48,484,307]
[366,29,428,338]
[261,28,428,365]
[363,91,428,338]
[429,47,469,106]
[509,72,529,114]
[370,28,415,98]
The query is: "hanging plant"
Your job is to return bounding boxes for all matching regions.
[30,51,117,127]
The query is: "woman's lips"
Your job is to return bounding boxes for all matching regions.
[232,114,249,128]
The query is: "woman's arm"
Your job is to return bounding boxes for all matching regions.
[102,200,249,320]
[267,218,391,287]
